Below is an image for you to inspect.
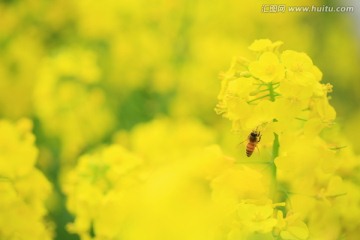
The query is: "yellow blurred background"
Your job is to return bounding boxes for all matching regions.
[0,0,359,239]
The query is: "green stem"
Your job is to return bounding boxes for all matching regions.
[268,82,276,102]
[255,88,272,94]
[247,94,271,104]
[270,133,280,202]
[295,117,307,121]
[272,133,280,159]
[329,146,347,151]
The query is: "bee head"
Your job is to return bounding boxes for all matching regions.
[251,131,260,137]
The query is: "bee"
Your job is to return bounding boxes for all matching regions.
[245,130,262,157]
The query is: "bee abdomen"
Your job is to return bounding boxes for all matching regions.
[246,142,256,157]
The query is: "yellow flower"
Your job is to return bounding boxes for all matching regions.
[211,165,270,214]
[309,96,336,123]
[0,119,53,240]
[335,181,360,233]
[281,50,321,84]
[226,77,255,100]
[63,144,143,239]
[315,176,345,205]
[228,200,285,240]
[54,49,101,84]
[277,79,313,108]
[274,211,309,240]
[0,119,37,178]
[249,52,285,82]
[275,132,337,187]
[119,117,216,166]
[34,51,115,161]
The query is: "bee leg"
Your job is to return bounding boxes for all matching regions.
[237,138,248,148]
[258,135,262,143]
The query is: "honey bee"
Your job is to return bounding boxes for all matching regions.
[245,130,262,157]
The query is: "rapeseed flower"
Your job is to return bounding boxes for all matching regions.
[249,52,285,82]
[63,145,142,239]
[216,39,335,135]
[273,211,309,240]
[65,118,286,239]
[215,39,360,239]
[0,119,53,240]
[33,48,115,162]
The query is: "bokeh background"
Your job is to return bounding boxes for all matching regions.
[0,0,359,239]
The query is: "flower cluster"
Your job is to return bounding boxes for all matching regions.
[33,48,115,162]
[0,119,53,240]
[64,117,314,239]
[216,39,335,135]
[63,118,221,240]
[216,39,360,239]
[63,144,143,240]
